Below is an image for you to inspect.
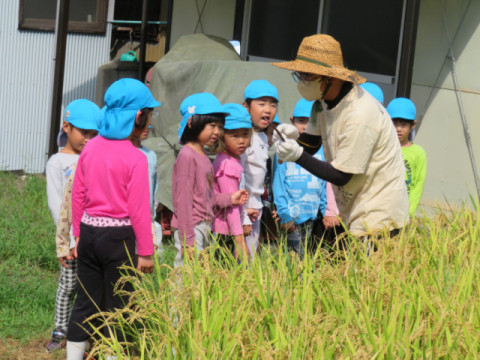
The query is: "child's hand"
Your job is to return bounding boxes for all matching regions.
[231,189,249,205]
[74,237,80,258]
[323,216,340,229]
[243,225,252,236]
[233,235,249,261]
[281,221,295,233]
[181,245,195,260]
[271,210,279,222]
[137,255,154,274]
[58,255,74,269]
[246,208,259,222]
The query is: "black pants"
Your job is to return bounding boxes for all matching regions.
[67,223,137,342]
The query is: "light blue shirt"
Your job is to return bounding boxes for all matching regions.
[272,147,326,225]
[139,146,158,216]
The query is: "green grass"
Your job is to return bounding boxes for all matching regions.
[0,173,58,341]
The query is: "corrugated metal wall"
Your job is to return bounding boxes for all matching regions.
[0,0,112,173]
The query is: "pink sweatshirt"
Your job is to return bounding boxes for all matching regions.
[72,136,153,256]
[171,145,231,246]
[212,152,243,236]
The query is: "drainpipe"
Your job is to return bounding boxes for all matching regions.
[138,0,149,81]
[47,0,70,159]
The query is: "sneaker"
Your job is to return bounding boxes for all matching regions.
[46,329,66,353]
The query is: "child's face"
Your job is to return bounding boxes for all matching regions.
[393,119,415,145]
[292,117,309,135]
[223,128,251,157]
[244,97,278,131]
[64,122,98,154]
[198,121,224,147]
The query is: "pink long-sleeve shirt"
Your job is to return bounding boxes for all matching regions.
[325,182,340,217]
[212,152,243,236]
[72,136,154,256]
[171,145,231,246]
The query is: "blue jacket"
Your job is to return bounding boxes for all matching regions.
[272,147,326,225]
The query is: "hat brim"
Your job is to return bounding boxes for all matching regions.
[272,59,366,84]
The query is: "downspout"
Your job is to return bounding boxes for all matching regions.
[47,0,70,159]
[441,0,480,200]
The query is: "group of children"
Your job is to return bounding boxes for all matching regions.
[45,76,425,357]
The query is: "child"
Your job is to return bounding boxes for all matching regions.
[241,80,279,260]
[272,98,326,259]
[387,97,427,217]
[172,93,248,267]
[45,99,100,353]
[66,78,160,359]
[212,103,252,260]
[130,115,163,254]
[360,82,384,105]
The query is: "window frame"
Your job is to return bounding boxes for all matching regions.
[18,0,108,34]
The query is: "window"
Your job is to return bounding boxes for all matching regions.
[19,0,108,34]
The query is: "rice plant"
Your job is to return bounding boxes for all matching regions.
[84,206,480,359]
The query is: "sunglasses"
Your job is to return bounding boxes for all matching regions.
[291,71,323,83]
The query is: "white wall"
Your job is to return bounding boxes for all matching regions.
[170,0,236,47]
[0,0,112,173]
[410,0,480,210]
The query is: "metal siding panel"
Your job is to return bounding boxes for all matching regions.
[0,0,111,173]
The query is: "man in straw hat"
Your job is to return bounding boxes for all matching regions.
[271,34,409,239]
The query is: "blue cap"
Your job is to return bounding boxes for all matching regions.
[57,99,101,147]
[99,78,161,140]
[360,82,384,104]
[222,103,252,130]
[272,114,280,124]
[64,99,101,130]
[178,93,228,139]
[244,80,279,101]
[386,97,416,121]
[292,98,314,117]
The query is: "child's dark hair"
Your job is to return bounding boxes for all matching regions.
[134,108,154,130]
[180,114,225,145]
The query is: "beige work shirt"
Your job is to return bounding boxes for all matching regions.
[307,85,409,235]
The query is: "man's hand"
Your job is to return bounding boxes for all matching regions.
[323,216,341,229]
[246,208,259,222]
[243,225,252,236]
[275,139,304,163]
[137,255,154,274]
[231,189,249,205]
[272,123,299,143]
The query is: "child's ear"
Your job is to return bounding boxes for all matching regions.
[135,110,142,126]
[411,120,417,129]
[289,116,294,125]
[243,101,249,111]
[187,117,192,128]
[62,120,71,133]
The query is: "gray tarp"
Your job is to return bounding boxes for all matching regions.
[144,34,302,211]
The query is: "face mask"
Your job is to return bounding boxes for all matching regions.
[297,78,325,101]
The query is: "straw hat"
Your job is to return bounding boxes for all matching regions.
[272,34,366,84]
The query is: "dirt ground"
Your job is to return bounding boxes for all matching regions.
[0,337,65,360]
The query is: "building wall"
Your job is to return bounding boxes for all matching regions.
[170,0,236,47]
[0,0,112,173]
[410,0,480,210]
